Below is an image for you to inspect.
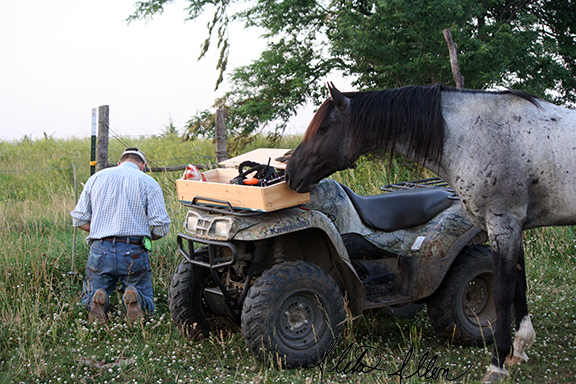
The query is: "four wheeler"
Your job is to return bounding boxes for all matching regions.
[169,176,496,368]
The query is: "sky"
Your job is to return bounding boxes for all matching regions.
[0,0,323,142]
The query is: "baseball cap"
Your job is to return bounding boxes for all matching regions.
[121,147,147,164]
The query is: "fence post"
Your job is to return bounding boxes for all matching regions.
[97,105,109,171]
[90,108,97,175]
[69,162,78,276]
[215,108,228,163]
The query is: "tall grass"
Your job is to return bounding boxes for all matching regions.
[1,135,575,383]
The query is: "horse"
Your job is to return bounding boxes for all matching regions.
[285,82,576,383]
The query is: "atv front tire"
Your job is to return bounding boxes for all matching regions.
[241,261,346,368]
[169,259,234,337]
[427,245,496,346]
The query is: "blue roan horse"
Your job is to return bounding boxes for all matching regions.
[286,83,576,382]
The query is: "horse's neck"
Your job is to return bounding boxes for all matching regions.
[357,90,447,176]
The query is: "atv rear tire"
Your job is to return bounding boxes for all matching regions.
[241,261,345,368]
[427,245,496,346]
[169,259,234,338]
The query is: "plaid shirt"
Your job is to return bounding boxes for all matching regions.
[71,162,171,240]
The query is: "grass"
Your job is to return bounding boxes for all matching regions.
[1,134,575,383]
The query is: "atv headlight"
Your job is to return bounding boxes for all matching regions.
[211,219,232,239]
[184,212,200,233]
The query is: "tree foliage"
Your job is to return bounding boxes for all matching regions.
[129,0,576,145]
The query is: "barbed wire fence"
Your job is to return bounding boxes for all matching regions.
[0,106,229,274]
[0,139,219,253]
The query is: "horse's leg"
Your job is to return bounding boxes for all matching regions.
[505,248,536,366]
[481,214,524,383]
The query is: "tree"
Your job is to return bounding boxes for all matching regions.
[129,0,576,145]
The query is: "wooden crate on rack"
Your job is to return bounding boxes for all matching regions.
[175,149,310,212]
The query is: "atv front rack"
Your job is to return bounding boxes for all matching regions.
[177,233,238,269]
[182,196,263,216]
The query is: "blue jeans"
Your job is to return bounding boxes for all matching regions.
[82,239,155,313]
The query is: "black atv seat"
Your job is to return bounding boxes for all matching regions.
[340,185,453,232]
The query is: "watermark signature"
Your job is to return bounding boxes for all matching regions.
[309,337,472,383]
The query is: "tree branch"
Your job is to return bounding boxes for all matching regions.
[442,28,465,88]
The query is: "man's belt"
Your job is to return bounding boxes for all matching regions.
[101,236,143,245]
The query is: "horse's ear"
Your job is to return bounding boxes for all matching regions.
[327,82,350,111]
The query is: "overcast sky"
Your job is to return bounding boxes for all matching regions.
[0,0,320,141]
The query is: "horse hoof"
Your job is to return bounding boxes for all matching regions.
[505,353,528,366]
[481,365,509,383]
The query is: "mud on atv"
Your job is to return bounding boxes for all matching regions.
[169,177,495,368]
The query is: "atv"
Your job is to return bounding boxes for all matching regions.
[169,176,495,368]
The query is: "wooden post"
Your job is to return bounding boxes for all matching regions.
[97,105,109,171]
[215,108,228,163]
[442,28,465,88]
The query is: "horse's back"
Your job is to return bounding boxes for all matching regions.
[441,91,576,229]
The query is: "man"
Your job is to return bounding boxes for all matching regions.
[71,147,171,324]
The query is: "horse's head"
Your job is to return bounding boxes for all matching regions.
[286,83,357,193]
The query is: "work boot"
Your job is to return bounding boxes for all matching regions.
[123,286,144,324]
[88,288,108,324]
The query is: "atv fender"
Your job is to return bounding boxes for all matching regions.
[234,208,366,316]
[412,218,484,299]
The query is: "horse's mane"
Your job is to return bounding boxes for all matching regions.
[304,84,541,165]
[304,84,446,165]
[444,86,541,107]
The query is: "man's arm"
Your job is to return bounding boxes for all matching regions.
[147,181,171,240]
[71,179,93,233]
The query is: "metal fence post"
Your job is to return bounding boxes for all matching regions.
[69,162,78,276]
[90,108,97,175]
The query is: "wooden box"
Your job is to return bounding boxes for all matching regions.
[175,149,310,212]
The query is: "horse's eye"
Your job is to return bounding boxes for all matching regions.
[318,123,330,133]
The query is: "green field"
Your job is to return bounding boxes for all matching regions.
[1,134,575,383]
